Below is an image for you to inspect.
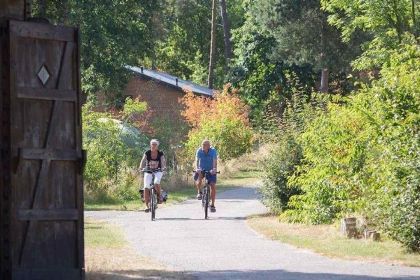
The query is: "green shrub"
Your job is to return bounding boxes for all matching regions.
[284,103,375,223]
[260,132,302,213]
[260,42,419,251]
[362,44,420,251]
[181,86,254,162]
[114,168,140,201]
[260,89,329,216]
[83,103,149,201]
[281,44,419,251]
[185,117,254,161]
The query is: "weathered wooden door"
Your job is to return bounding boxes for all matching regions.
[1,20,84,279]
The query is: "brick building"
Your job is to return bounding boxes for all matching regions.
[124,66,215,122]
[122,66,216,156]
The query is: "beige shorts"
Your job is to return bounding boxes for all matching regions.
[143,172,163,189]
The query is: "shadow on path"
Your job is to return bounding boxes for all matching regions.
[217,186,260,200]
[157,216,246,221]
[88,268,420,280]
[87,269,194,280]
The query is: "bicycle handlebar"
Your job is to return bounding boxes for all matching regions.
[193,170,220,174]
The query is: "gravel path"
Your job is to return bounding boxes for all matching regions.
[86,186,420,280]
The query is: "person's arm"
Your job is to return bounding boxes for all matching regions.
[139,153,146,171]
[213,158,218,171]
[212,150,218,173]
[194,150,200,171]
[161,155,167,171]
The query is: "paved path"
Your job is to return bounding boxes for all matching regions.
[86,186,420,280]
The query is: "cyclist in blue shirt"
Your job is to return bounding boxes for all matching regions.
[194,139,218,212]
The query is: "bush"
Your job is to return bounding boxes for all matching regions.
[280,44,419,251]
[284,103,375,224]
[83,103,149,201]
[259,43,419,251]
[181,84,254,162]
[260,132,302,213]
[260,88,329,216]
[363,44,420,251]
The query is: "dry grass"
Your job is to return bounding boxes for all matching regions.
[218,144,270,178]
[85,219,193,279]
[247,215,420,267]
[86,247,193,279]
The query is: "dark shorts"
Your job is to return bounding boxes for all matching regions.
[194,172,217,184]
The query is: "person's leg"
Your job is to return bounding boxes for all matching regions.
[154,172,163,203]
[143,173,153,211]
[194,172,204,199]
[210,182,216,206]
[209,174,217,212]
[155,184,162,203]
[144,189,150,208]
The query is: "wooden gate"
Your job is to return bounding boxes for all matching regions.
[0,20,84,279]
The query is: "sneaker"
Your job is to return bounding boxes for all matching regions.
[210,205,216,213]
[196,192,202,200]
[144,207,150,213]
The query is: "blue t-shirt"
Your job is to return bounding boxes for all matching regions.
[196,147,218,171]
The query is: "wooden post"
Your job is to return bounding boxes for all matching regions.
[340,217,357,238]
[320,68,329,93]
[0,0,25,20]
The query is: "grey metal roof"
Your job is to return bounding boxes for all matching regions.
[126,65,215,97]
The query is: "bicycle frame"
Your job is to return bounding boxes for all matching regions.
[142,169,161,221]
[196,170,219,219]
[202,177,211,219]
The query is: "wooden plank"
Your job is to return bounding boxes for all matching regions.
[21,148,80,161]
[9,20,75,42]
[1,18,13,280]
[17,40,70,265]
[17,87,77,102]
[75,28,85,274]
[7,20,84,279]
[17,209,79,221]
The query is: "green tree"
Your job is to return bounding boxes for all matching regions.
[150,0,245,88]
[322,0,419,42]
[251,0,366,92]
[230,2,318,122]
[33,0,157,106]
[322,0,420,69]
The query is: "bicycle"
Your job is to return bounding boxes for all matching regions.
[194,170,220,219]
[141,168,161,221]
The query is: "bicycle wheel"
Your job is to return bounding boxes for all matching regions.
[204,185,209,219]
[151,188,156,221]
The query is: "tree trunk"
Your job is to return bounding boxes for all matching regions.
[319,13,329,93]
[207,0,217,89]
[320,68,329,93]
[412,0,419,37]
[24,0,32,19]
[39,0,46,18]
[219,0,233,62]
[61,0,69,24]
